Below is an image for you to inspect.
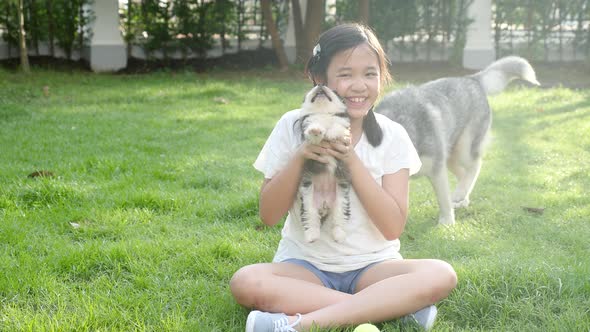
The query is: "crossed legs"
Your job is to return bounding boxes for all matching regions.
[230,259,457,331]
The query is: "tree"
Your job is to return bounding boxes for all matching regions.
[290,0,325,64]
[291,0,305,64]
[303,0,324,59]
[46,0,55,57]
[17,0,30,73]
[261,0,289,70]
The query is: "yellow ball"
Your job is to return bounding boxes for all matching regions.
[353,323,380,332]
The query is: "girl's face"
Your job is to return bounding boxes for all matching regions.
[322,43,381,121]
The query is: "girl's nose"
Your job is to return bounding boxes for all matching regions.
[350,77,367,92]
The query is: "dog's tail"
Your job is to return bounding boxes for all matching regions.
[472,56,540,95]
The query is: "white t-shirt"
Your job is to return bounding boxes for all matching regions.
[253,109,421,272]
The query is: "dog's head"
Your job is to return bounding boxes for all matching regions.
[301,85,347,115]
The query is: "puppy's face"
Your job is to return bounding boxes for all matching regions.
[301,85,347,115]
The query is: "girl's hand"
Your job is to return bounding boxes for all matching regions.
[297,141,333,164]
[327,135,353,164]
[297,132,353,164]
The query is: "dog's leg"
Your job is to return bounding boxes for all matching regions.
[448,154,465,180]
[330,181,350,242]
[300,178,321,242]
[452,157,482,208]
[427,168,455,225]
[449,130,485,209]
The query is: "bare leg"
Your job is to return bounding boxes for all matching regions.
[294,259,457,330]
[231,259,457,331]
[230,262,349,315]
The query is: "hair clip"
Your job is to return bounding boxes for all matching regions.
[312,44,321,58]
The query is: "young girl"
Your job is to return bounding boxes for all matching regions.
[230,23,457,332]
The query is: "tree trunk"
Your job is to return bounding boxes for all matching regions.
[261,0,289,71]
[18,0,30,73]
[47,0,55,56]
[358,0,369,25]
[79,0,84,53]
[289,0,325,65]
[303,0,324,58]
[31,0,40,55]
[291,0,306,64]
[127,0,133,59]
[237,0,244,51]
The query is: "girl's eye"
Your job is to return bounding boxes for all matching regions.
[337,73,351,78]
[366,72,378,77]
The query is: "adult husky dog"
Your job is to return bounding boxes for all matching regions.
[375,56,540,225]
[297,85,351,243]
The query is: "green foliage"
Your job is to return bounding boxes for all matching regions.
[118,0,276,60]
[0,0,93,59]
[138,0,175,58]
[0,1,19,49]
[493,0,590,60]
[171,0,238,57]
[2,1,590,65]
[330,0,590,63]
[52,0,93,59]
[331,0,474,64]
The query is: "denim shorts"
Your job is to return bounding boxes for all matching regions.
[282,258,380,294]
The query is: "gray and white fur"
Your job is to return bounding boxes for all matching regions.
[375,56,540,225]
[297,85,351,242]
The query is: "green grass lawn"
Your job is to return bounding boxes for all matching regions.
[0,67,589,331]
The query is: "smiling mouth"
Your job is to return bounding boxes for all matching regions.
[347,97,366,104]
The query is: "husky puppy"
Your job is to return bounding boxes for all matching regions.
[376,56,540,225]
[297,85,351,243]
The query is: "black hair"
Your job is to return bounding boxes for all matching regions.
[305,23,391,147]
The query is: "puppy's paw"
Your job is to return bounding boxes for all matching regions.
[332,226,346,243]
[325,127,349,142]
[304,228,321,243]
[305,126,325,143]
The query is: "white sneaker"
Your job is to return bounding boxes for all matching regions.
[403,305,437,330]
[245,310,302,332]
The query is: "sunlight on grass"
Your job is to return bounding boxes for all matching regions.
[0,69,588,331]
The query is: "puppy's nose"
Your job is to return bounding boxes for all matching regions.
[312,85,333,102]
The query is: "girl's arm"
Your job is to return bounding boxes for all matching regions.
[329,141,409,240]
[348,154,409,240]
